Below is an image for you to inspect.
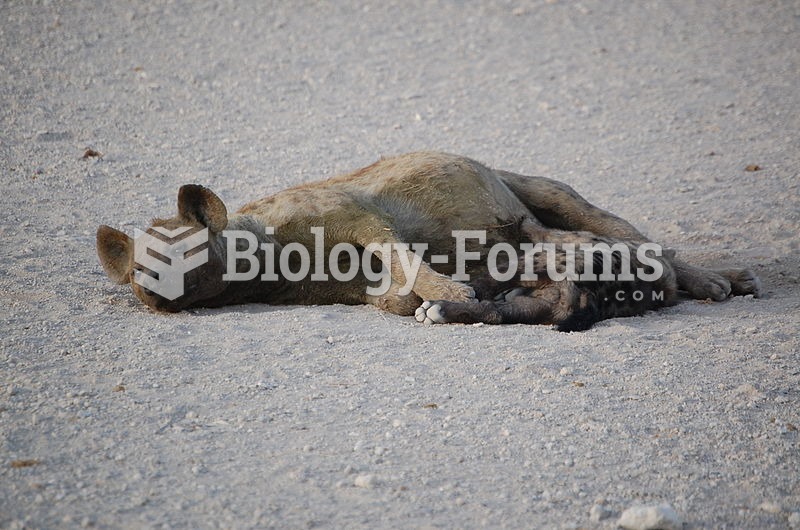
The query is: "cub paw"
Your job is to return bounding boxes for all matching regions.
[415,301,448,325]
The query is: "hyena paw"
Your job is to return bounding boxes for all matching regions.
[717,268,762,297]
[682,270,731,301]
[418,280,475,303]
[440,281,475,302]
[415,301,448,325]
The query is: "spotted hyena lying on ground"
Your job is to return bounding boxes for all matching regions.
[97,152,760,331]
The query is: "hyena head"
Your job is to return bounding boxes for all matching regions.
[96,184,231,312]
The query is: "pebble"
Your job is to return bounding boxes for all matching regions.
[788,511,800,528]
[618,503,682,530]
[589,504,612,522]
[353,474,377,488]
[758,501,782,514]
[732,383,763,402]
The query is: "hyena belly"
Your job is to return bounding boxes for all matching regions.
[416,233,677,331]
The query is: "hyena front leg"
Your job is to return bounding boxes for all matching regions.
[355,231,475,304]
[364,279,423,316]
[386,246,475,302]
[351,243,473,315]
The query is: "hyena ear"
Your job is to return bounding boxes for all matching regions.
[177,184,228,233]
[96,225,133,284]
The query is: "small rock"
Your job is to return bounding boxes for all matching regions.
[589,503,612,522]
[732,383,763,402]
[353,474,377,488]
[758,501,782,514]
[618,503,682,530]
[788,511,800,528]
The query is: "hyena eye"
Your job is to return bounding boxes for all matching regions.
[129,268,156,297]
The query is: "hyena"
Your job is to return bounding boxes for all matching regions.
[97,152,761,330]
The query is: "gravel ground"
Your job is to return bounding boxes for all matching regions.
[1,1,799,528]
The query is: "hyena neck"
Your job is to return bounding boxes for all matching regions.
[210,215,369,308]
[209,214,295,306]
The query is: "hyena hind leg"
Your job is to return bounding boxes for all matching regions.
[674,261,762,300]
[714,268,762,297]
